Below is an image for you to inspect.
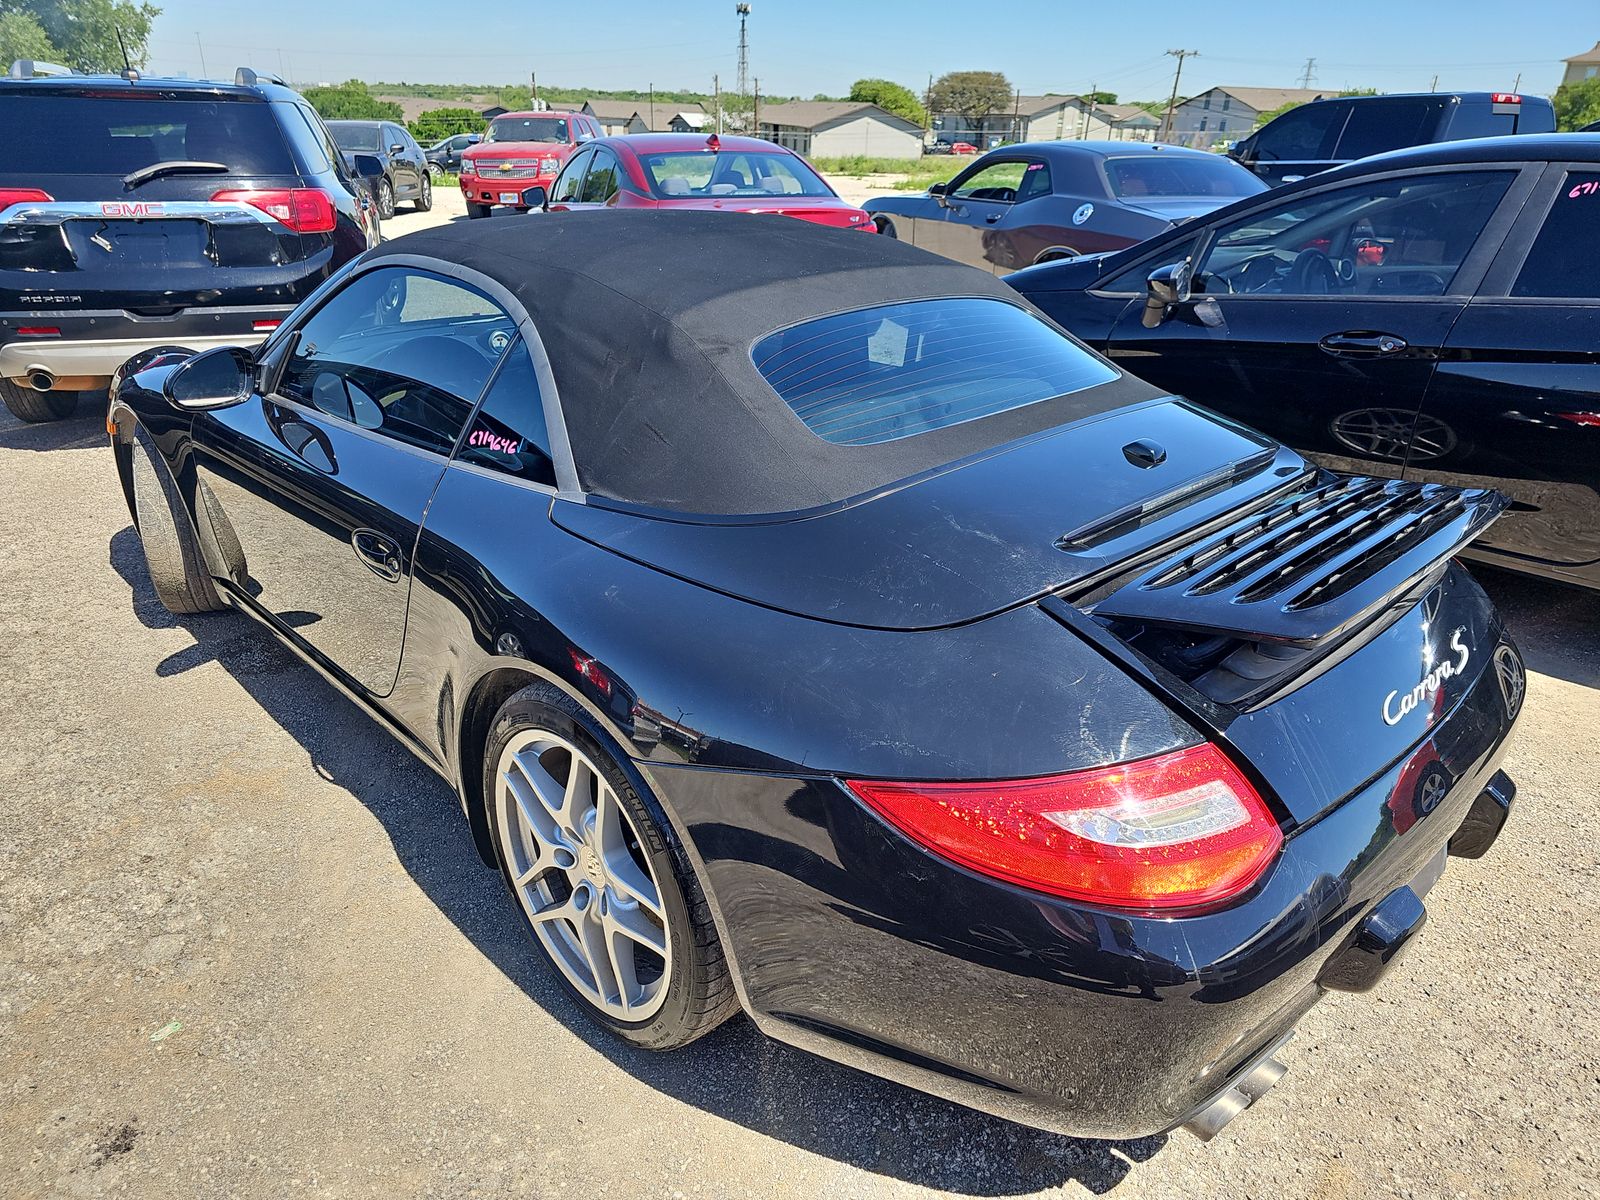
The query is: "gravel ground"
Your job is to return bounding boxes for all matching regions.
[0,215,1597,1199]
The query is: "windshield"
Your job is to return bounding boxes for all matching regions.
[486,116,569,144]
[637,150,833,199]
[330,124,382,152]
[1,94,295,175]
[1104,156,1263,200]
[753,298,1120,447]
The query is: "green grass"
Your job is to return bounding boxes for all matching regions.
[809,155,965,193]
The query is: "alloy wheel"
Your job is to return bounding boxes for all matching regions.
[494,729,671,1020]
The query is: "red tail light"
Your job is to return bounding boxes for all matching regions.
[17,326,60,336]
[252,319,282,332]
[847,743,1282,912]
[211,188,337,233]
[0,188,53,213]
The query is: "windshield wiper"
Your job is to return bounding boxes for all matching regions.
[123,161,229,190]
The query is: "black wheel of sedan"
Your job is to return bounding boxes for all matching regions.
[874,216,897,238]
[484,683,737,1049]
[414,174,433,213]
[1,379,78,423]
[127,425,229,615]
[376,178,395,220]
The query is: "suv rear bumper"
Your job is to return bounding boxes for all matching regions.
[0,306,290,388]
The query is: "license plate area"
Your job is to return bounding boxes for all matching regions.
[67,219,210,265]
[498,192,519,204]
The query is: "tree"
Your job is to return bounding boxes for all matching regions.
[1555,78,1600,131]
[302,80,404,122]
[1084,91,1117,106]
[0,0,160,71]
[0,11,51,62]
[1254,99,1300,127]
[848,77,927,127]
[929,70,1012,140]
[410,106,484,142]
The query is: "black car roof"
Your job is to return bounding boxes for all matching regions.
[0,73,297,102]
[371,212,1150,515]
[1327,132,1600,175]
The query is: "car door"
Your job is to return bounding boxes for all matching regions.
[975,157,1058,271]
[385,124,418,197]
[1100,164,1535,473]
[918,156,1034,271]
[547,147,593,211]
[192,265,516,696]
[1407,162,1600,577]
[1232,100,1348,186]
[570,146,621,210]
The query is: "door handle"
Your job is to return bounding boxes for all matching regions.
[1319,332,1408,358]
[351,528,403,582]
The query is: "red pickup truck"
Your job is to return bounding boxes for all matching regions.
[460,111,600,218]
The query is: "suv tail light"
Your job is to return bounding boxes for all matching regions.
[846,743,1282,913]
[211,188,337,233]
[0,188,53,213]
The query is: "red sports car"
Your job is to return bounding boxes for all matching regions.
[459,110,602,219]
[526,133,874,232]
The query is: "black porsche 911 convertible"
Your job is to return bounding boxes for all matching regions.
[108,213,1524,1141]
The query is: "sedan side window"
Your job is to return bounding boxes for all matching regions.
[580,148,620,204]
[456,343,557,486]
[1511,172,1600,299]
[1193,172,1513,298]
[277,267,515,456]
[951,161,1029,203]
[1015,160,1052,203]
[553,148,593,203]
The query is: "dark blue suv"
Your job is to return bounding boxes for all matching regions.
[0,63,381,422]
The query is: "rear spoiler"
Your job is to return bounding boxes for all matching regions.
[1088,474,1507,648]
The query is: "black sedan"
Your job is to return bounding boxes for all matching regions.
[327,119,432,219]
[107,213,1522,1141]
[863,141,1264,272]
[1010,134,1600,592]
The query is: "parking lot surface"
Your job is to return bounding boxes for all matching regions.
[1,221,1597,1199]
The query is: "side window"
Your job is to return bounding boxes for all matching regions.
[1251,102,1346,162]
[552,148,593,203]
[298,105,345,177]
[1333,100,1443,160]
[951,161,1029,202]
[278,267,514,456]
[456,344,557,486]
[1015,160,1053,203]
[580,148,620,203]
[1511,172,1600,298]
[1194,172,1513,298]
[1444,103,1518,141]
[276,102,331,173]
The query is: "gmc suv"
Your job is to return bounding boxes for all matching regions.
[0,63,380,423]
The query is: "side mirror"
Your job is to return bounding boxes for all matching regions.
[1141,261,1194,329]
[351,153,385,180]
[163,346,255,411]
[468,133,482,144]
[928,182,947,196]
[521,185,549,210]
[389,143,406,155]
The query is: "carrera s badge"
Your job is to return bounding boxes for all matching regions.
[1383,628,1470,726]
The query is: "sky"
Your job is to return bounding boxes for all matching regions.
[143,0,1594,101]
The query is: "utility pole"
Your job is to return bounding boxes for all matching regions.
[1512,72,1522,91]
[1298,57,1317,89]
[1084,82,1099,139]
[1160,49,1198,143]
[531,71,538,106]
[753,78,760,134]
[1011,87,1021,144]
[735,3,751,123]
[924,72,933,143]
[649,83,655,131]
[714,74,722,134]
[194,32,207,79]
[1429,73,1439,92]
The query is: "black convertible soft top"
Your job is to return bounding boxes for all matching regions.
[370,211,1152,516]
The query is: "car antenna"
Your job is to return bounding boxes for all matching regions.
[114,26,139,81]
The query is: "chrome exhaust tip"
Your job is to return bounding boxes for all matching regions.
[27,369,55,392]
[1181,1054,1289,1141]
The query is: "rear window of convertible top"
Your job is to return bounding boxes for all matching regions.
[752,298,1120,447]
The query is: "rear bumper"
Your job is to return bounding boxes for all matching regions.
[0,307,287,385]
[645,633,1522,1140]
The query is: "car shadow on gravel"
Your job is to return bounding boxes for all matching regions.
[0,406,108,452]
[107,524,1165,1196]
[1474,565,1600,691]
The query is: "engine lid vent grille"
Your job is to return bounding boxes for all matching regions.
[1090,474,1505,648]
